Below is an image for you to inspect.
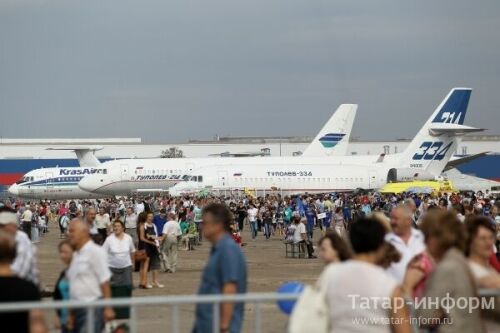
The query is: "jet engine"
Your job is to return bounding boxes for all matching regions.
[387,168,436,183]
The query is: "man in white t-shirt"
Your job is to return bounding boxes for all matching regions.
[385,205,425,283]
[20,205,34,240]
[161,213,182,273]
[247,205,259,240]
[293,218,306,243]
[293,217,316,258]
[118,200,126,217]
[95,207,111,244]
[67,219,114,332]
[84,207,99,236]
[134,201,145,215]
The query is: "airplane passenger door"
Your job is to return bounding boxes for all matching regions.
[120,165,129,180]
[217,171,227,187]
[368,170,377,189]
[45,172,54,188]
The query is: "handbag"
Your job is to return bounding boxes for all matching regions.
[134,249,147,262]
[288,284,329,333]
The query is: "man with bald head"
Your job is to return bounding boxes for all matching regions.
[403,198,418,228]
[84,207,101,243]
[385,205,425,282]
[67,219,114,332]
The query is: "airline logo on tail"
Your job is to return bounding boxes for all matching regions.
[319,133,346,148]
[431,89,471,125]
[412,141,453,161]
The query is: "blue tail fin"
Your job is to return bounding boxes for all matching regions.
[399,88,473,176]
[431,88,471,125]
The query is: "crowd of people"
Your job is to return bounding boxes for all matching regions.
[0,189,499,332]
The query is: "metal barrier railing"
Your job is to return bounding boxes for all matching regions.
[0,292,300,333]
[0,290,497,333]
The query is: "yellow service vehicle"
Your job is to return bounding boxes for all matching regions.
[379,180,457,194]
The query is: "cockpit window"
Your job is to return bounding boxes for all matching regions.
[16,176,33,184]
[16,177,27,184]
[198,176,203,182]
[182,175,190,181]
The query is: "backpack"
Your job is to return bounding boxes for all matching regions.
[59,215,69,229]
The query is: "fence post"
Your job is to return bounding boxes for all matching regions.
[86,306,95,333]
[129,305,137,333]
[212,302,220,333]
[171,305,179,333]
[254,302,262,333]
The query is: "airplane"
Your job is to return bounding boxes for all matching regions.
[7,166,109,200]
[6,147,107,200]
[79,88,483,197]
[8,105,356,199]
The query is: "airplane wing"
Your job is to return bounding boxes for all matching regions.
[302,104,357,157]
[46,146,103,167]
[444,152,490,171]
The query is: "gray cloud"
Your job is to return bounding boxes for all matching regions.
[1,0,499,142]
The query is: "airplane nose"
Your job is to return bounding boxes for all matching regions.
[8,184,19,196]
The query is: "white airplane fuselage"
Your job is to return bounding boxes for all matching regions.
[8,167,108,200]
[78,154,405,196]
[169,162,388,196]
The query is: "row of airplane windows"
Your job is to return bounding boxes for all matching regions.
[17,176,82,184]
[52,177,81,182]
[136,169,183,175]
[231,177,365,182]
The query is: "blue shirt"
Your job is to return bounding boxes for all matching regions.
[153,215,166,233]
[305,206,316,225]
[57,278,70,325]
[361,204,372,216]
[193,234,247,333]
[343,206,351,221]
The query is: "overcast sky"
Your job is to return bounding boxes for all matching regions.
[1,0,499,143]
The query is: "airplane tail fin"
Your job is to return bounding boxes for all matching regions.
[46,146,103,167]
[302,104,357,157]
[399,88,483,176]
